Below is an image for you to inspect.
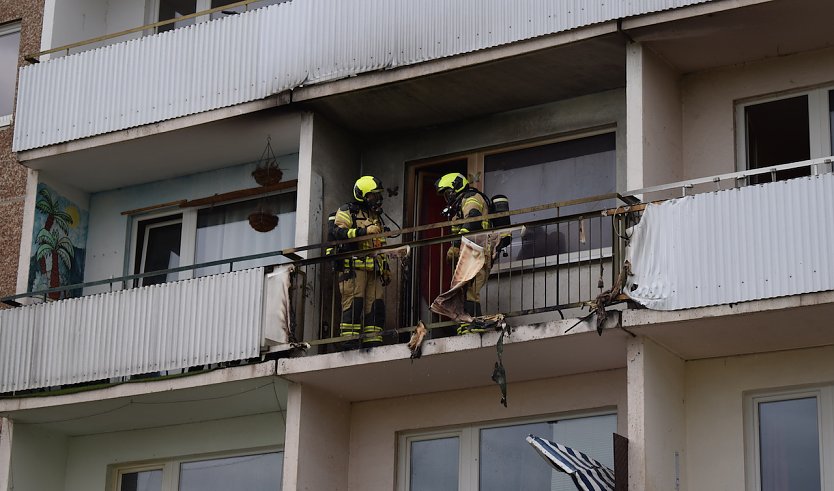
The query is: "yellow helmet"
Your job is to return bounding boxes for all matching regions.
[435,172,468,194]
[353,175,383,202]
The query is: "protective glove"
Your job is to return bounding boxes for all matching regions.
[365,224,382,235]
[379,268,392,286]
[446,246,460,264]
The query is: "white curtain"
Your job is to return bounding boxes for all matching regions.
[195,192,296,276]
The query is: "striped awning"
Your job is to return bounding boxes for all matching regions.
[526,435,615,491]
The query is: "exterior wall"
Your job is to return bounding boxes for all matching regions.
[685,344,834,491]
[0,0,42,300]
[348,370,627,490]
[84,155,298,287]
[283,383,351,491]
[682,45,834,180]
[9,423,69,491]
[627,336,686,491]
[362,89,628,227]
[627,43,683,192]
[62,412,283,491]
[298,114,360,345]
[42,0,146,53]
[298,112,360,250]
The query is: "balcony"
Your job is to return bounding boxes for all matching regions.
[15,0,714,153]
[2,189,632,393]
[4,158,834,395]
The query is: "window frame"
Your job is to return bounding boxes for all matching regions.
[110,446,283,491]
[0,21,22,127]
[735,85,834,172]
[404,127,618,267]
[396,409,617,491]
[128,187,296,282]
[744,386,834,491]
[405,127,617,224]
[137,216,185,286]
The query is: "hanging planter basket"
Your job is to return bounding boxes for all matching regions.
[252,136,284,187]
[248,211,278,233]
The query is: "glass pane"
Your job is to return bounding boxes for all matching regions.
[483,133,616,260]
[480,421,551,491]
[410,437,459,491]
[0,29,20,116]
[745,95,810,183]
[141,222,182,286]
[759,397,820,491]
[179,452,283,491]
[480,414,616,491]
[158,0,197,32]
[120,469,163,491]
[194,192,296,276]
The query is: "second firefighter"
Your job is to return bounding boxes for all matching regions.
[435,172,492,334]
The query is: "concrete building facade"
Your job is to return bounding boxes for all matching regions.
[1,1,833,490]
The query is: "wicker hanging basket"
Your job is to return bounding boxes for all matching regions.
[252,136,284,186]
[248,211,278,233]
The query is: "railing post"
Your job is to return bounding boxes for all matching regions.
[613,213,623,289]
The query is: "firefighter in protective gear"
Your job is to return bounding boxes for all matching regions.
[332,176,389,349]
[435,172,492,334]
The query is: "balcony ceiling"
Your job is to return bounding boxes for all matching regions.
[277,320,631,402]
[0,365,287,436]
[624,291,834,360]
[24,107,302,193]
[625,0,834,73]
[297,33,627,136]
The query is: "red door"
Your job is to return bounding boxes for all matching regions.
[412,160,467,324]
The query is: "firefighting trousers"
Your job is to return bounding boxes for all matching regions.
[458,256,491,334]
[338,269,385,346]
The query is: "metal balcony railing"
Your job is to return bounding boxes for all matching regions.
[2,192,641,359]
[293,195,639,351]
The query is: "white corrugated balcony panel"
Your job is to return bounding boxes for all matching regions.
[0,268,264,393]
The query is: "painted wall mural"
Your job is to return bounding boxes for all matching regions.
[28,184,89,299]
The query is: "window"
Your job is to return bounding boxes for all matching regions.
[399,412,617,491]
[209,0,289,20]
[483,133,616,261]
[114,450,282,491]
[746,388,834,491]
[155,0,197,33]
[194,192,296,276]
[153,0,289,31]
[131,191,297,284]
[135,215,183,286]
[407,132,616,259]
[408,435,460,491]
[0,23,21,127]
[405,131,617,325]
[737,87,834,182]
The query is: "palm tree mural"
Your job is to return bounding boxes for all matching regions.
[35,229,75,300]
[35,187,73,275]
